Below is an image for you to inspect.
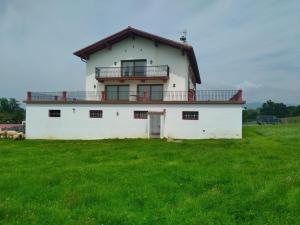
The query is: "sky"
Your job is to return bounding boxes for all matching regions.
[0,0,299,104]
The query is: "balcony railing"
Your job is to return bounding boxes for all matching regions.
[95,65,169,81]
[26,90,243,103]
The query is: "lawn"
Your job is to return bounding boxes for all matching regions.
[0,125,299,225]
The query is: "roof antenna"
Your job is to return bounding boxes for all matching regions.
[180,29,187,43]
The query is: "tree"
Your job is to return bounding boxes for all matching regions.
[294,105,300,116]
[260,100,288,118]
[0,98,25,123]
[0,98,9,112]
[243,108,258,122]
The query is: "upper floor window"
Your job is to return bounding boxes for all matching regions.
[121,59,146,77]
[182,111,199,120]
[49,110,61,117]
[105,85,129,100]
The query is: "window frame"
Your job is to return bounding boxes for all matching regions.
[182,111,199,120]
[121,59,147,77]
[48,109,61,118]
[134,111,148,119]
[105,85,130,101]
[89,110,103,118]
[137,84,163,101]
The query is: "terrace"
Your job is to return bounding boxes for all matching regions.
[25,90,244,104]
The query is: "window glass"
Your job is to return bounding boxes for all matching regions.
[90,110,103,118]
[121,60,146,77]
[134,111,148,119]
[138,85,150,99]
[49,110,61,117]
[106,86,118,100]
[151,85,163,100]
[121,61,134,76]
[106,85,129,100]
[118,86,129,100]
[138,85,163,101]
[182,111,199,120]
[134,60,146,76]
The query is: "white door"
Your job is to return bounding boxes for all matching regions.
[149,114,161,138]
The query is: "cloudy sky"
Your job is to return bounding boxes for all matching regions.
[0,0,299,104]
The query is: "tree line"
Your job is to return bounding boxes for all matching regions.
[0,98,25,123]
[243,100,300,123]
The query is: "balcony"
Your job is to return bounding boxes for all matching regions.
[26,90,244,104]
[95,65,169,82]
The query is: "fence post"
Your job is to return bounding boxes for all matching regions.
[188,89,195,101]
[143,91,149,102]
[62,91,67,102]
[27,92,32,101]
[101,91,106,101]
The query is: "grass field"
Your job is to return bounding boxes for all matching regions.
[0,125,299,225]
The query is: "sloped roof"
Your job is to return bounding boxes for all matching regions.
[73,27,201,84]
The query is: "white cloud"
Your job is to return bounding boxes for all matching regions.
[237,81,263,90]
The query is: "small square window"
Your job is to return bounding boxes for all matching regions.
[49,110,61,117]
[182,111,198,120]
[134,111,148,119]
[90,110,103,118]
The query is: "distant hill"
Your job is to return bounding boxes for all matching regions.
[245,102,263,109]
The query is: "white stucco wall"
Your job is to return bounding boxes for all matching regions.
[26,103,243,140]
[85,36,189,93]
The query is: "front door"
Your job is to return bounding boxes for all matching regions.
[149,114,161,138]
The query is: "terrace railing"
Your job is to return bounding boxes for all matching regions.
[95,65,169,80]
[26,90,243,103]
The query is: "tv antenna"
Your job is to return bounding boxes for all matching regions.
[180,29,187,43]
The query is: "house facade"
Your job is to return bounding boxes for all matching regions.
[25,27,244,139]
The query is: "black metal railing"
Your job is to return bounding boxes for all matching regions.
[26,90,243,103]
[95,65,169,79]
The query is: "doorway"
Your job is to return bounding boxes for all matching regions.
[149,114,161,138]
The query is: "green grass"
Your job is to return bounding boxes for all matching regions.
[0,125,299,225]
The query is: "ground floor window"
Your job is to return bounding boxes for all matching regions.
[49,110,61,117]
[137,84,163,101]
[182,111,198,120]
[134,111,148,119]
[105,85,129,100]
[90,110,103,118]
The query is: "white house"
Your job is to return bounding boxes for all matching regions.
[25,27,245,139]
